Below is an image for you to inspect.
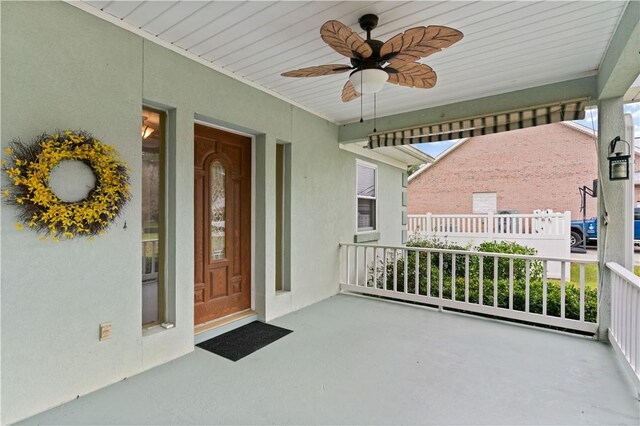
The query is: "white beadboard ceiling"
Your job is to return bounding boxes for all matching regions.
[80,1,628,124]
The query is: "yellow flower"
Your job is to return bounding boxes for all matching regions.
[4,147,13,155]
[2,189,8,197]
[39,236,47,242]
[14,223,23,230]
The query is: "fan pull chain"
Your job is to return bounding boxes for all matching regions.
[359,72,363,123]
[373,93,377,133]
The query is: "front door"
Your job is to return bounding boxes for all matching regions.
[194,124,251,325]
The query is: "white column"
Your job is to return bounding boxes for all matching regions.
[597,96,632,341]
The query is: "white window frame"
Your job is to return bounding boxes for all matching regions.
[356,159,378,233]
[472,192,497,214]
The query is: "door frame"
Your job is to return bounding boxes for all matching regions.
[193,119,256,322]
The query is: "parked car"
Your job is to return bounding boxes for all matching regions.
[570,208,640,247]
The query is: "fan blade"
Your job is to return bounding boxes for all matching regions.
[341,80,360,102]
[320,20,372,59]
[387,63,437,88]
[380,26,463,63]
[281,64,352,78]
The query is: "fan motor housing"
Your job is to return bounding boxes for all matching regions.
[358,14,379,32]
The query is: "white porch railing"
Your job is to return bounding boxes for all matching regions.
[408,212,570,238]
[340,243,598,334]
[607,262,640,393]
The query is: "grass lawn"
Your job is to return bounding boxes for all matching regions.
[549,264,640,290]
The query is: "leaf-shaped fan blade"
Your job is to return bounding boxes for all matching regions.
[380,26,463,63]
[387,63,437,88]
[320,20,373,59]
[341,80,361,102]
[281,64,352,77]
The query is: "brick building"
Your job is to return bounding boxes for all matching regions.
[408,122,621,220]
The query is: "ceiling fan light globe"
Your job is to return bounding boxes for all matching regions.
[349,69,388,94]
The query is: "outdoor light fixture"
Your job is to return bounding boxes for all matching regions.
[349,69,389,95]
[608,136,631,181]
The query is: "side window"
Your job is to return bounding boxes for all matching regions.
[357,161,377,232]
[142,107,166,327]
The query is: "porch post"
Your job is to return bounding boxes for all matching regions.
[254,134,277,321]
[596,96,632,341]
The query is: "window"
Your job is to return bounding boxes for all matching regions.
[472,192,497,214]
[357,161,377,231]
[142,107,166,327]
[275,143,291,291]
[210,161,226,261]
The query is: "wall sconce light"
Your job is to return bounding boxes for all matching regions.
[608,136,630,181]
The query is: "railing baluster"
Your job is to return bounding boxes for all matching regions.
[525,259,530,313]
[364,247,369,287]
[620,285,629,353]
[404,249,408,293]
[560,261,566,319]
[635,289,640,371]
[383,248,388,290]
[373,247,378,289]
[451,254,456,301]
[427,250,431,297]
[479,255,484,306]
[439,253,444,306]
[355,246,359,286]
[542,260,548,316]
[579,263,585,322]
[346,245,351,285]
[465,254,470,303]
[493,257,498,308]
[415,251,420,295]
[508,258,514,310]
[393,249,398,292]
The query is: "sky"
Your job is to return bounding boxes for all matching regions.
[414,102,640,158]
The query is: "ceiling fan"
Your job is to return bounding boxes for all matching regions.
[281,14,463,103]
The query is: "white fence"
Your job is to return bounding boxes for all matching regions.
[607,262,640,394]
[408,212,572,279]
[340,242,598,334]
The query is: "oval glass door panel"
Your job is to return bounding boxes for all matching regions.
[210,161,226,260]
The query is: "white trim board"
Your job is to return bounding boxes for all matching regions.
[340,143,410,170]
[65,1,336,125]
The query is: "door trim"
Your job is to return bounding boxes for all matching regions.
[193,120,255,326]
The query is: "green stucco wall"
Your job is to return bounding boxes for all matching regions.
[0,2,404,423]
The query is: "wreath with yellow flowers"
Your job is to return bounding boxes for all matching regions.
[2,130,130,240]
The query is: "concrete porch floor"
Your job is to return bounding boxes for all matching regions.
[20,294,639,425]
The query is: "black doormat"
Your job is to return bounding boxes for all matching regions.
[197,321,293,361]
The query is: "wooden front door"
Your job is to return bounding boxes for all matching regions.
[194,124,251,325]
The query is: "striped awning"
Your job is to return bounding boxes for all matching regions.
[368,98,589,149]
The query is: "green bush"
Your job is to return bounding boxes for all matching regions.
[367,239,597,324]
